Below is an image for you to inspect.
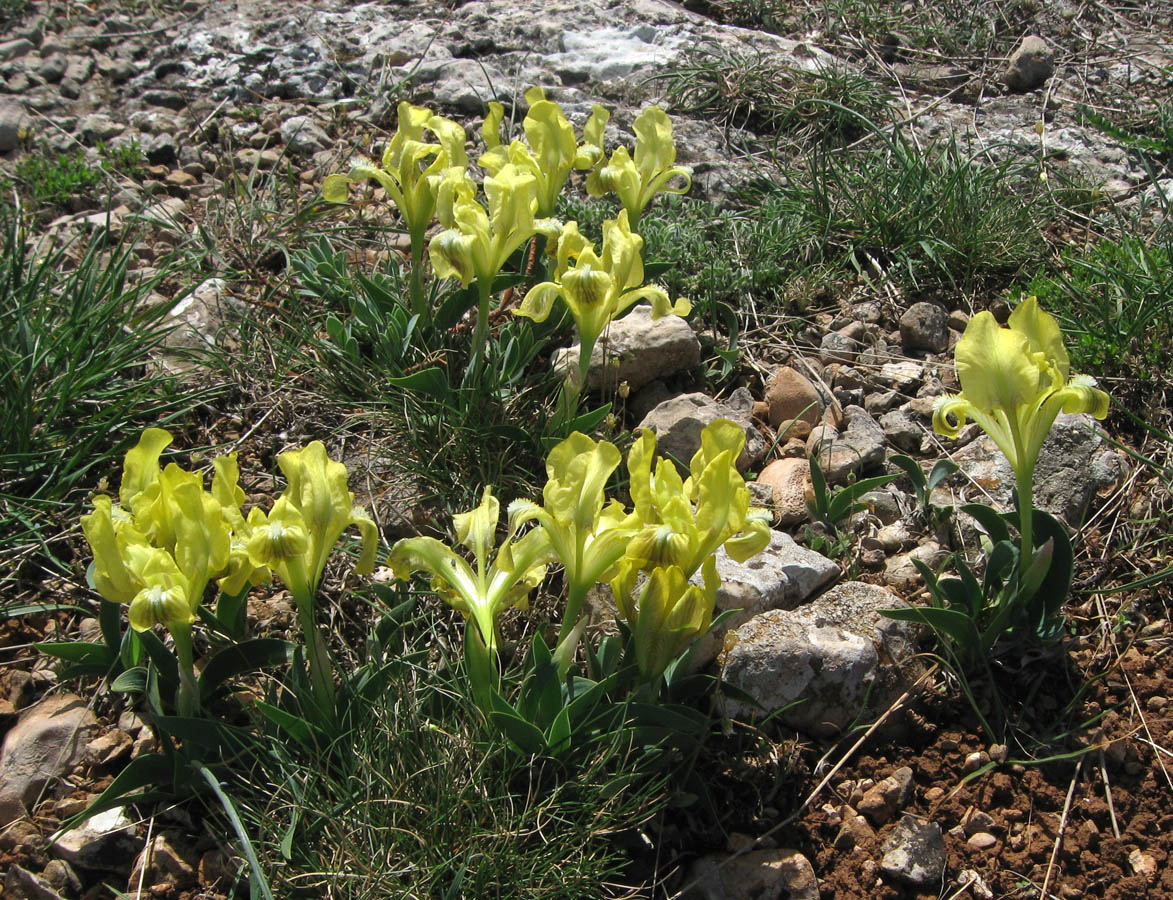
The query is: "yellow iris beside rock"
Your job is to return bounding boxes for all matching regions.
[933,296,1109,559]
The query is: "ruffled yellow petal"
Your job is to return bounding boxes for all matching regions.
[955,311,1039,414]
[119,428,171,509]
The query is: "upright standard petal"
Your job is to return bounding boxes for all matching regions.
[454,487,500,575]
[955,311,1039,415]
[1007,295,1070,383]
[119,428,172,511]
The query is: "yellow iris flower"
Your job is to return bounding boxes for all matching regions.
[388,487,552,654]
[246,441,378,602]
[610,420,770,679]
[933,297,1110,483]
[587,106,691,228]
[933,296,1109,559]
[480,86,611,218]
[81,428,233,633]
[322,101,468,240]
[514,211,689,390]
[509,432,642,642]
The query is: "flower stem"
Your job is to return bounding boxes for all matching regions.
[559,581,590,645]
[470,279,494,369]
[286,556,335,720]
[408,227,428,320]
[1015,465,1034,577]
[170,622,199,718]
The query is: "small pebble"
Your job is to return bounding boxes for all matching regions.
[963,810,995,836]
[1130,849,1158,878]
[962,751,990,774]
[966,832,997,850]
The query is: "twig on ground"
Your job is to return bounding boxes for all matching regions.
[1039,757,1082,900]
[1098,748,1122,839]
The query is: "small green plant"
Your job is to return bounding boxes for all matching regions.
[13,148,104,210]
[1080,102,1173,166]
[0,207,219,556]
[233,602,667,899]
[654,45,890,145]
[1018,235,1173,386]
[755,133,1053,292]
[805,454,901,534]
[882,298,1110,666]
[98,138,146,179]
[889,453,959,525]
[290,236,430,396]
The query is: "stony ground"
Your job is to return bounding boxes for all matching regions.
[1,0,1172,898]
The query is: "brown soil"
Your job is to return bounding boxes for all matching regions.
[657,609,1173,899]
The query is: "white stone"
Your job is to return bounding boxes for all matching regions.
[721,582,919,736]
[553,304,700,393]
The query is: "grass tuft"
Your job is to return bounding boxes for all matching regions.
[0,206,222,567]
[654,45,890,145]
[232,604,666,899]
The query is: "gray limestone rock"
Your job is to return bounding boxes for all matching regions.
[638,390,767,472]
[879,406,924,453]
[144,131,178,165]
[0,695,98,824]
[4,865,66,900]
[1003,35,1054,92]
[50,806,142,870]
[78,113,124,143]
[807,405,887,483]
[899,302,949,353]
[875,361,925,394]
[688,529,840,669]
[416,58,508,114]
[0,38,35,62]
[280,114,330,155]
[553,304,701,394]
[880,815,946,887]
[930,413,1123,526]
[0,100,29,152]
[38,53,68,83]
[158,278,245,371]
[819,331,861,364]
[721,582,919,736]
[62,55,94,85]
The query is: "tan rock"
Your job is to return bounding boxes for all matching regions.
[765,366,822,430]
[966,832,997,850]
[131,833,198,889]
[687,848,818,900]
[757,458,811,526]
[0,695,98,824]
